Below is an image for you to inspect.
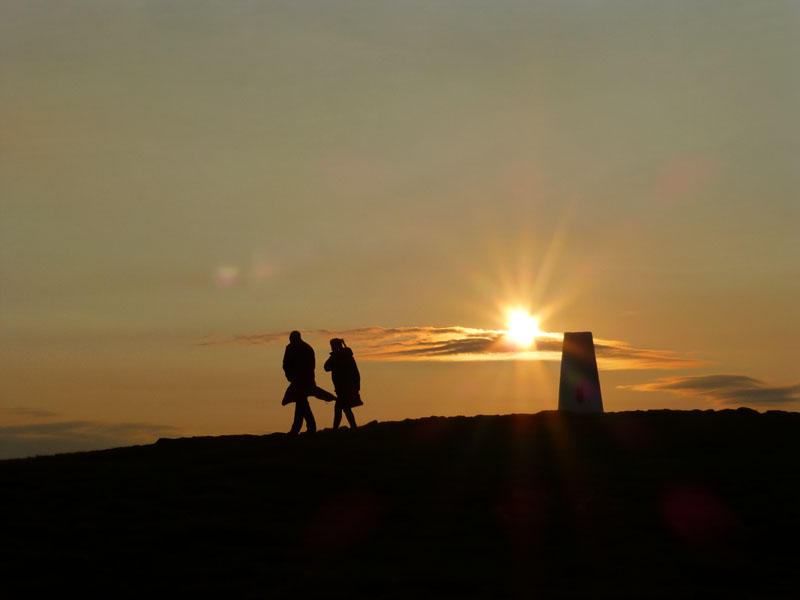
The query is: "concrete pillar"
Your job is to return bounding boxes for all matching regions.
[558,331,603,413]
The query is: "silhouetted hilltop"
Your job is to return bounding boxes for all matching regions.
[2,409,799,598]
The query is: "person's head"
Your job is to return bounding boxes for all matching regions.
[289,330,302,343]
[330,338,344,351]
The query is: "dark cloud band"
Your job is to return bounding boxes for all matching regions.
[202,325,705,371]
[621,375,800,406]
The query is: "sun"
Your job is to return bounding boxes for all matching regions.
[506,309,540,346]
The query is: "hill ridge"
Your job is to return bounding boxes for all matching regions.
[2,409,798,597]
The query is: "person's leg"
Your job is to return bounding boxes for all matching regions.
[302,398,316,433]
[344,406,357,429]
[290,400,305,434]
[333,404,343,429]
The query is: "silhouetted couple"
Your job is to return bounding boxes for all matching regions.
[281,331,362,434]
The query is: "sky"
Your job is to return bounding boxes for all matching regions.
[2,0,798,459]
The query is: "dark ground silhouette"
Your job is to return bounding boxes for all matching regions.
[1,409,798,598]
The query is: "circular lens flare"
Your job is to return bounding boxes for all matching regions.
[507,310,540,346]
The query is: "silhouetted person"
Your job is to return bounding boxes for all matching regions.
[323,338,362,429]
[282,331,335,434]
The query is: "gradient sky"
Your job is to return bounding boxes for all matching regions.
[2,1,798,458]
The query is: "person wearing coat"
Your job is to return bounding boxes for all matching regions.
[323,338,362,429]
[282,330,335,434]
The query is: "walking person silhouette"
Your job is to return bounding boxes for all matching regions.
[323,338,362,429]
[281,331,335,434]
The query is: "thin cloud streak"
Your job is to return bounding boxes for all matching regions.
[203,326,705,371]
[3,407,61,419]
[0,420,180,460]
[621,375,800,406]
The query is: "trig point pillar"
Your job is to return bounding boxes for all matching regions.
[558,331,603,413]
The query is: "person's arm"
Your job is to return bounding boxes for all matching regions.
[305,344,316,372]
[352,358,361,391]
[324,354,334,372]
[282,349,293,382]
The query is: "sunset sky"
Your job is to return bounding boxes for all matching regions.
[2,1,798,458]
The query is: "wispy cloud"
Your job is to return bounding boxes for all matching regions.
[3,407,61,419]
[202,326,705,371]
[621,375,800,406]
[0,420,180,460]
